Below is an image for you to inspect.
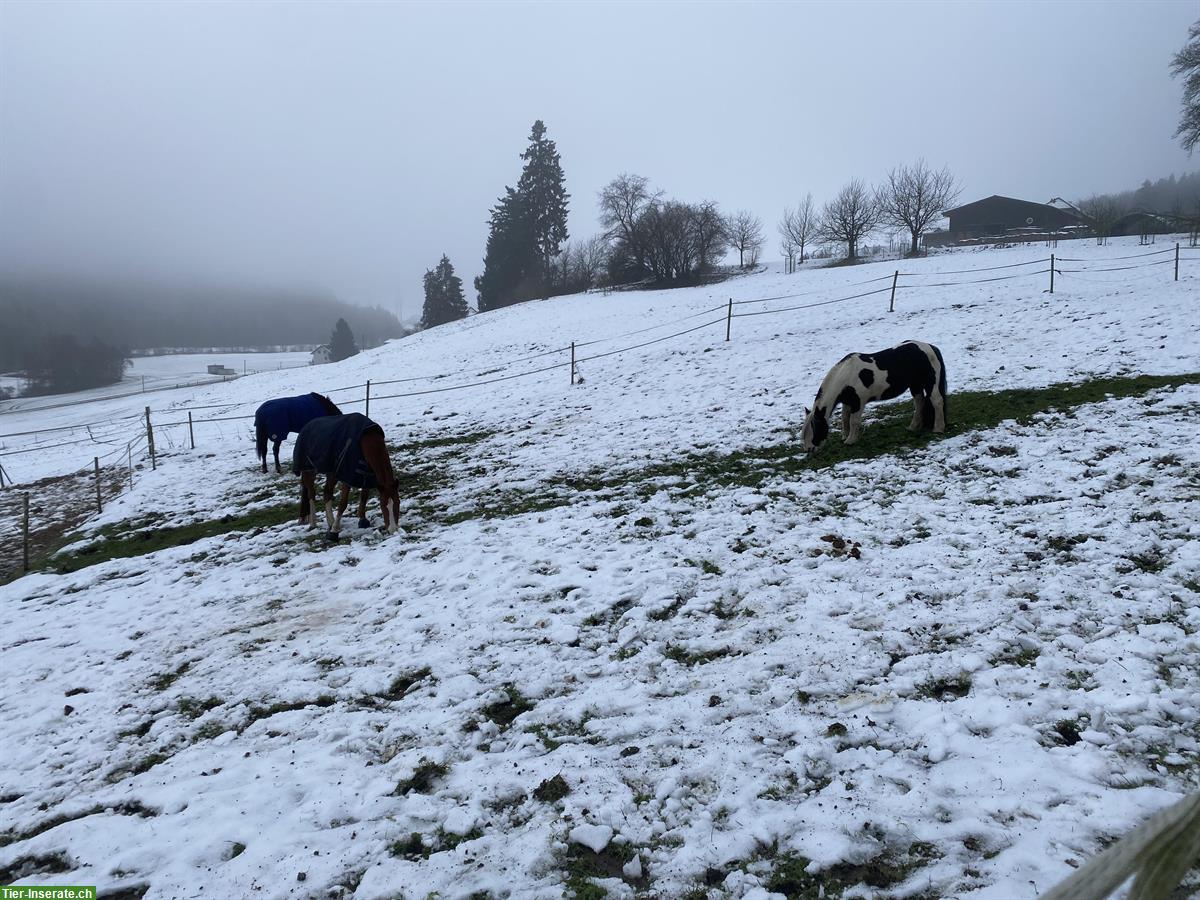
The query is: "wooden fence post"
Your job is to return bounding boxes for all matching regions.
[188,412,195,449]
[889,270,898,313]
[1175,242,1180,282]
[22,492,30,573]
[94,456,102,513]
[127,443,134,492]
[145,407,156,470]
[365,380,371,418]
[1050,253,1055,294]
[725,298,733,341]
[0,461,6,489]
[570,342,576,385]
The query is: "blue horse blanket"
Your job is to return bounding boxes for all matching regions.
[255,393,331,442]
[293,413,382,489]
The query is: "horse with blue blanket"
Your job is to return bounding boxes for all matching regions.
[254,392,342,473]
[293,412,401,539]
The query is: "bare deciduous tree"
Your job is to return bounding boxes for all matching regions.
[692,200,728,271]
[778,193,817,271]
[1077,195,1126,245]
[1171,20,1200,154]
[877,160,960,257]
[819,179,882,261]
[725,210,765,269]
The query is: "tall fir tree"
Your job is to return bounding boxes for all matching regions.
[516,119,570,293]
[421,254,469,329]
[475,120,569,311]
[329,317,358,361]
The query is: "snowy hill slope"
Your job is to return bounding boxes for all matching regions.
[2,239,1199,899]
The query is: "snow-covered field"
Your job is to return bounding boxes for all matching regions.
[1,238,1199,898]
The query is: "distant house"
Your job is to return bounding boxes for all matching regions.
[310,345,332,366]
[1110,211,1174,238]
[206,364,236,376]
[938,195,1084,244]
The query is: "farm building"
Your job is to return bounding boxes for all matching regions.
[310,345,332,365]
[936,195,1085,244]
[1110,211,1176,237]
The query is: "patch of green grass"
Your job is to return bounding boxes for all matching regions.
[564,840,639,898]
[533,774,571,803]
[482,684,534,730]
[47,504,298,576]
[913,674,972,701]
[380,667,432,701]
[765,842,939,898]
[242,695,335,730]
[394,759,449,796]
[177,695,222,719]
[663,644,732,666]
[990,646,1041,668]
[149,660,191,692]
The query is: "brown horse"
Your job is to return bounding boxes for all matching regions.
[293,413,401,538]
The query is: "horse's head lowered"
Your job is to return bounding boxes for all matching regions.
[800,405,830,453]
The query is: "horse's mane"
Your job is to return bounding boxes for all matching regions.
[813,354,858,416]
[315,393,342,416]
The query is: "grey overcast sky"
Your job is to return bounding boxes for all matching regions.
[1,0,1197,317]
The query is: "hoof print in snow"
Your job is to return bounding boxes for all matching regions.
[533,774,570,803]
[394,759,448,796]
[619,746,640,757]
[296,872,306,882]
[1052,719,1083,746]
[565,837,644,891]
[63,705,74,716]
[825,722,848,737]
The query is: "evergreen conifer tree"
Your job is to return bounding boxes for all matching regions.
[516,119,570,295]
[329,318,358,361]
[475,120,569,310]
[421,255,469,328]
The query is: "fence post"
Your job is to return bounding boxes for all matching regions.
[188,411,195,449]
[725,298,733,341]
[145,406,156,470]
[94,456,102,514]
[1050,253,1055,294]
[570,342,576,385]
[0,461,6,489]
[365,380,371,418]
[1175,242,1180,282]
[889,270,898,313]
[22,492,30,573]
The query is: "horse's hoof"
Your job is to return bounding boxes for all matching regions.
[324,531,340,543]
[358,518,371,529]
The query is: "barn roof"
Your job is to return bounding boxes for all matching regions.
[944,195,1076,216]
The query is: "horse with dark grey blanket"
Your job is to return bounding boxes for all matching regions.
[254,392,341,473]
[293,412,401,538]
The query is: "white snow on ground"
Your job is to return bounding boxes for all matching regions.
[1,237,1199,898]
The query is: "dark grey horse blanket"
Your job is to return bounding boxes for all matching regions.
[293,413,382,489]
[255,393,331,442]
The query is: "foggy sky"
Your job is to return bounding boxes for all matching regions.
[2,0,1196,319]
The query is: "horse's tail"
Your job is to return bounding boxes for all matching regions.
[933,343,948,426]
[255,420,267,462]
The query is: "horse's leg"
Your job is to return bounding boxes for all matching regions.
[846,410,864,444]
[323,474,336,532]
[909,388,926,431]
[299,471,315,525]
[930,385,946,433]
[841,405,851,439]
[273,440,283,474]
[332,482,351,535]
[357,488,371,529]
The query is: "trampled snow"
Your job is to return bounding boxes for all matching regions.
[1,238,1198,898]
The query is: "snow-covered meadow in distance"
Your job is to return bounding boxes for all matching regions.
[1,238,1199,899]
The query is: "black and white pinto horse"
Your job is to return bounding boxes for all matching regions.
[801,340,947,451]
